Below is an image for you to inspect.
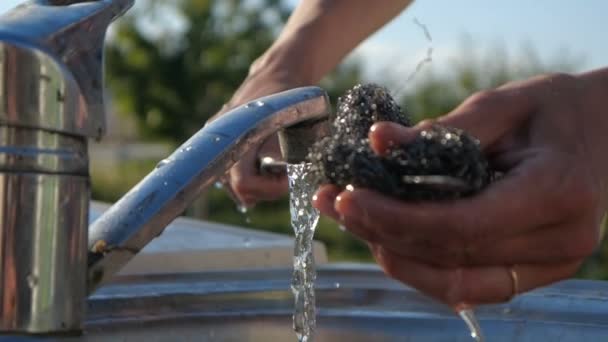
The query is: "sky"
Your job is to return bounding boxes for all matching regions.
[1,1,606,85]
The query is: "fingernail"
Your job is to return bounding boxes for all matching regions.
[335,192,358,217]
[335,194,344,215]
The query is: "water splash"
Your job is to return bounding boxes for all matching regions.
[287,163,320,342]
[459,308,485,342]
[393,17,434,98]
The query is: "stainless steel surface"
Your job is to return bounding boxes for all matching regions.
[0,126,87,174]
[0,0,132,334]
[0,40,86,136]
[0,0,134,138]
[278,118,329,164]
[3,265,608,341]
[0,173,89,333]
[87,87,330,293]
[258,156,287,176]
[402,175,473,192]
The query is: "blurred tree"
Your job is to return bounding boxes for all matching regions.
[106,0,362,144]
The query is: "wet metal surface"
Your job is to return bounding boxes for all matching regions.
[2,266,608,341]
[0,0,133,334]
[0,0,134,137]
[0,173,89,333]
[87,87,330,293]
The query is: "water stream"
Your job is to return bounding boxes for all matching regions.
[284,163,484,341]
[287,163,320,342]
[460,308,484,342]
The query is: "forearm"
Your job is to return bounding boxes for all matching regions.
[252,0,414,84]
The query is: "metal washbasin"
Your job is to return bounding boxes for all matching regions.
[3,265,608,341]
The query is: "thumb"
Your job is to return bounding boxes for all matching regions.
[368,122,419,156]
[437,88,535,151]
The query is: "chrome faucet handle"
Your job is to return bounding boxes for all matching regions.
[0,1,133,335]
[259,156,287,176]
[0,0,134,138]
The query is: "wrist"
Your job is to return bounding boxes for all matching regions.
[249,42,317,87]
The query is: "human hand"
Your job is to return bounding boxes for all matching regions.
[314,70,608,307]
[209,61,308,207]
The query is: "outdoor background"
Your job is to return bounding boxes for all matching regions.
[2,0,607,278]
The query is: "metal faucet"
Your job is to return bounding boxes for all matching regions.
[0,0,330,336]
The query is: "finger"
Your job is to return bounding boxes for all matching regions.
[368,122,419,156]
[230,157,288,206]
[371,245,582,306]
[466,219,599,266]
[437,87,536,151]
[361,219,597,268]
[312,184,342,220]
[334,153,580,243]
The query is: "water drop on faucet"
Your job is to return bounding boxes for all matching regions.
[245,100,265,108]
[156,158,171,169]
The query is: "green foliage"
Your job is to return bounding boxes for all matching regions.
[106,0,291,142]
[106,0,363,143]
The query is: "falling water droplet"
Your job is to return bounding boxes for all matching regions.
[214,182,224,189]
[459,308,485,342]
[334,283,341,289]
[236,204,253,224]
[214,137,222,142]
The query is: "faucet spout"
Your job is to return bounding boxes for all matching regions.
[87,87,330,292]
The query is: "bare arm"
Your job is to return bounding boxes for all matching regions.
[220,0,413,206]
[251,0,414,85]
